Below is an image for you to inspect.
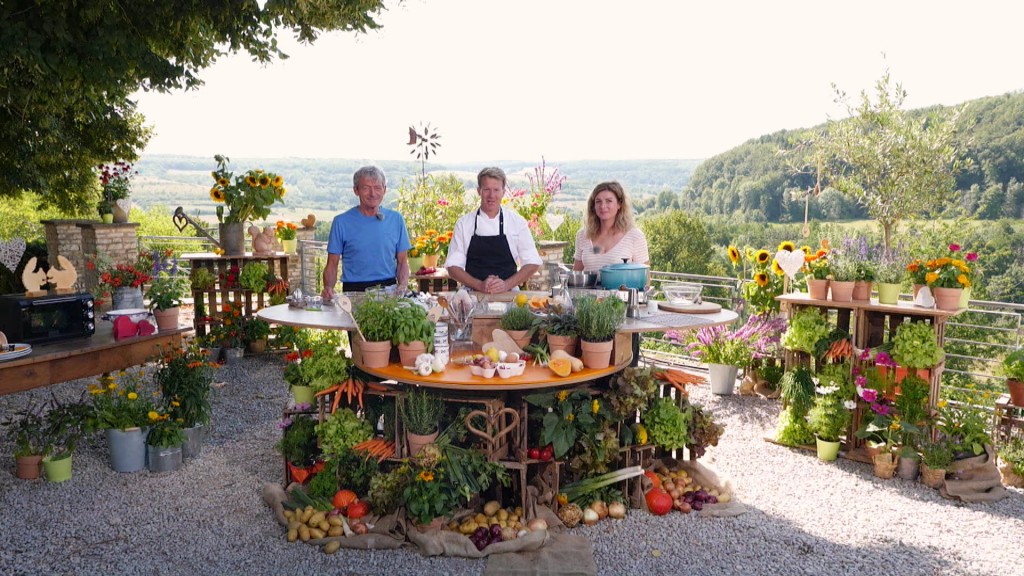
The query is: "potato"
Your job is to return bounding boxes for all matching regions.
[497,509,509,521]
[299,508,313,523]
[323,541,341,555]
[288,520,302,531]
[309,528,326,540]
[298,525,310,541]
[483,500,502,517]
[283,509,294,520]
[328,526,344,537]
[328,516,344,527]
[287,528,298,542]
[459,521,477,535]
[308,512,326,527]
[718,492,732,503]
[474,513,488,525]
[317,520,330,532]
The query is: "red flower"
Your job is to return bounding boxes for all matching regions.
[948,243,961,252]
[966,252,978,262]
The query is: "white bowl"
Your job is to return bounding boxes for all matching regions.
[662,282,702,304]
[470,365,483,376]
[480,367,496,379]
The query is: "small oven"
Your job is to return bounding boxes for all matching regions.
[0,292,96,345]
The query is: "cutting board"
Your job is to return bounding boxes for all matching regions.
[656,301,722,314]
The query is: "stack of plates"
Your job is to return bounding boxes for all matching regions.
[0,343,32,363]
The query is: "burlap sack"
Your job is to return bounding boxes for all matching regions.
[483,532,596,576]
[261,483,405,550]
[632,457,747,517]
[940,445,1007,503]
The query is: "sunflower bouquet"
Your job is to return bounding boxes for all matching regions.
[727,242,789,316]
[208,154,286,224]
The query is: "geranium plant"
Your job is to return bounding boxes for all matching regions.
[86,251,153,304]
[208,154,286,224]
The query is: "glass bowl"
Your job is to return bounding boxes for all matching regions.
[662,282,703,305]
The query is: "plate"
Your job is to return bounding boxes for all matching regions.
[656,301,722,314]
[0,343,32,362]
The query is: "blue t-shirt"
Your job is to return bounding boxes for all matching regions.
[326,207,412,283]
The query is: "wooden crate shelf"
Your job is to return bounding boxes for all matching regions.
[183,252,290,336]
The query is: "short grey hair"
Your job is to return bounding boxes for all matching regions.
[353,166,387,189]
[477,167,507,189]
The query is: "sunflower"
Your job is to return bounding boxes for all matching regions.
[258,175,271,188]
[277,187,287,198]
[771,259,784,276]
[755,249,771,264]
[801,245,812,255]
[778,240,795,252]
[245,175,258,187]
[727,245,741,264]
[754,272,769,287]
[272,175,284,187]
[209,187,226,202]
[217,177,230,187]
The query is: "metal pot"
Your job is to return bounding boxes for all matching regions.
[599,261,649,290]
[565,271,599,288]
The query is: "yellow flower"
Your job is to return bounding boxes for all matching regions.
[754,249,770,264]
[566,413,575,422]
[210,187,225,202]
[957,274,970,287]
[258,175,271,188]
[272,175,284,187]
[937,400,948,408]
[418,470,434,482]
[754,272,769,287]
[213,247,225,256]
[778,240,795,252]
[771,259,784,276]
[171,400,180,407]
[801,245,812,255]
[245,175,257,187]
[277,187,286,198]
[108,382,118,390]
[557,390,569,402]
[217,177,230,187]
[148,411,160,421]
[127,392,138,400]
[727,246,741,264]
[925,272,939,284]
[591,399,600,414]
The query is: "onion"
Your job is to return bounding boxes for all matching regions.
[589,500,608,520]
[583,507,599,526]
[608,502,626,519]
[526,518,548,532]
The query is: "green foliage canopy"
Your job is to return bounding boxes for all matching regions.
[0,0,387,211]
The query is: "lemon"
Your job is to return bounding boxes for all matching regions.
[632,423,649,445]
[514,293,529,307]
[486,347,501,363]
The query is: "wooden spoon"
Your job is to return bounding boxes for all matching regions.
[335,296,366,342]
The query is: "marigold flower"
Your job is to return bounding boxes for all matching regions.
[591,399,600,414]
[557,390,570,402]
[148,411,160,421]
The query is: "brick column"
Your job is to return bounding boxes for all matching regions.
[528,240,568,291]
[76,222,140,295]
[42,219,95,271]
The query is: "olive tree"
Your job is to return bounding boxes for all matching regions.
[815,72,969,250]
[0,0,387,212]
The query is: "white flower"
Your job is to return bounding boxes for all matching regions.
[812,377,820,386]
[815,384,840,395]
[843,400,857,410]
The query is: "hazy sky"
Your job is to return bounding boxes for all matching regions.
[133,0,1024,163]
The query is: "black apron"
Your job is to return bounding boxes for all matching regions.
[341,278,397,293]
[465,209,518,281]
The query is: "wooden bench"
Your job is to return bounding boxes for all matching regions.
[0,324,190,396]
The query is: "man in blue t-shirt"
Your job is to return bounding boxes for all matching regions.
[321,166,411,298]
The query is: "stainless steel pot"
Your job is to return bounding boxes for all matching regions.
[565,271,599,288]
[599,261,649,290]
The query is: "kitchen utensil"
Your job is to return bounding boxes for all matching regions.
[565,270,599,288]
[599,260,649,290]
[335,296,366,343]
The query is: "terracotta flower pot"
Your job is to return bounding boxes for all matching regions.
[580,339,613,370]
[829,280,855,302]
[1007,379,1024,407]
[15,454,43,480]
[547,334,578,357]
[932,287,963,311]
[807,279,829,300]
[360,340,393,368]
[852,280,872,301]
[398,341,428,367]
[506,329,532,350]
[153,307,180,331]
[406,430,439,458]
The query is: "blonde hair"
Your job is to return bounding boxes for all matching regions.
[585,181,635,239]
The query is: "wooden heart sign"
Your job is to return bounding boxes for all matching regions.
[172,211,189,232]
[465,407,520,457]
[300,213,316,228]
[775,249,806,280]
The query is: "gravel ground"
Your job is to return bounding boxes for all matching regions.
[1,354,1021,576]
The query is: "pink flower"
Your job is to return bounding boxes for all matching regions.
[437,198,449,206]
[874,351,897,368]
[948,243,961,252]
[966,252,978,262]
[855,374,867,387]
[870,402,891,416]
[860,388,878,402]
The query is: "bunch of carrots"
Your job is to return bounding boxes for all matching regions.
[315,378,365,413]
[823,339,853,361]
[352,438,395,463]
[655,370,706,394]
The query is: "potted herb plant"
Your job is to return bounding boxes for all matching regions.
[392,301,434,367]
[1000,349,1024,407]
[40,398,93,483]
[353,294,400,367]
[891,321,944,381]
[400,388,445,457]
[827,247,858,302]
[997,436,1024,488]
[574,295,625,369]
[276,415,322,484]
[873,246,905,305]
[146,273,188,331]
[153,343,216,459]
[499,303,536,349]
[6,402,48,479]
[918,436,953,489]
[545,309,579,356]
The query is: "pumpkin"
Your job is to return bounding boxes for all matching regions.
[644,470,661,490]
[549,357,572,377]
[645,488,673,516]
[332,489,358,512]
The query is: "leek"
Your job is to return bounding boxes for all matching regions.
[561,465,644,502]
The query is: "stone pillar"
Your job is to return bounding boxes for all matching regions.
[527,240,568,291]
[42,219,94,271]
[288,227,317,288]
[76,222,140,295]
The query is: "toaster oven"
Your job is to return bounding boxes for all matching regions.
[0,292,96,345]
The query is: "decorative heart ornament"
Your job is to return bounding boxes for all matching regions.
[914,286,935,308]
[137,319,156,336]
[0,237,26,273]
[172,211,189,232]
[113,316,140,340]
[115,199,132,214]
[545,213,564,233]
[775,250,806,279]
[300,213,317,228]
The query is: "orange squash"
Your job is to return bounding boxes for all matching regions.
[549,357,572,377]
[332,489,358,512]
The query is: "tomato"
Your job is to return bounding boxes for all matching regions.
[332,489,358,512]
[645,488,673,516]
[346,500,370,520]
[527,447,541,460]
[540,445,554,462]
